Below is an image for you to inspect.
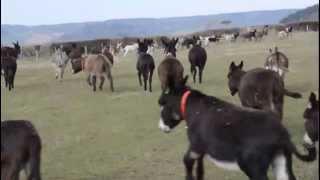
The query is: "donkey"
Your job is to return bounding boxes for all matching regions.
[158,38,184,91]
[224,32,240,42]
[144,38,154,54]
[68,43,84,60]
[51,48,69,81]
[71,54,114,92]
[1,56,17,91]
[285,26,293,37]
[208,35,220,43]
[188,43,207,84]
[227,61,302,120]
[162,38,179,57]
[182,36,199,49]
[158,75,316,180]
[240,29,256,41]
[101,46,114,65]
[264,47,289,79]
[1,41,21,59]
[303,92,319,146]
[1,120,42,180]
[136,39,155,92]
[123,43,138,57]
[278,31,289,39]
[199,36,210,47]
[34,45,41,61]
[255,31,265,41]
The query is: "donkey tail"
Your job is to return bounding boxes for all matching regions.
[285,140,316,162]
[284,89,302,98]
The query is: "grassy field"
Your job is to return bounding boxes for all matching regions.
[1,32,319,180]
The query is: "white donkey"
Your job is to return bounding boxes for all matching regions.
[199,36,210,47]
[123,43,138,56]
[278,31,288,39]
[51,47,69,81]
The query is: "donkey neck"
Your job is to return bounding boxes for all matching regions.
[180,90,226,123]
[238,70,247,80]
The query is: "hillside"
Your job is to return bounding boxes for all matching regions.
[1,9,297,45]
[280,4,319,24]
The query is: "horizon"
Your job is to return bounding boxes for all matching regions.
[1,8,301,27]
[1,0,318,26]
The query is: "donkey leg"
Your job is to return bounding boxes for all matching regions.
[199,67,203,84]
[60,67,65,80]
[183,150,196,180]
[92,75,97,92]
[238,153,269,180]
[87,75,92,86]
[192,66,197,83]
[137,71,142,86]
[148,69,154,92]
[99,76,105,91]
[143,73,148,91]
[282,151,296,180]
[10,70,16,90]
[4,71,9,87]
[8,74,13,91]
[55,68,59,79]
[196,155,204,180]
[107,71,114,92]
[7,160,20,180]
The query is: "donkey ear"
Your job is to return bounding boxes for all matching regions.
[161,39,168,46]
[175,38,179,44]
[229,61,236,71]
[238,61,244,69]
[269,48,273,53]
[309,92,317,106]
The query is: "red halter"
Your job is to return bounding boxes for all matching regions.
[180,90,192,120]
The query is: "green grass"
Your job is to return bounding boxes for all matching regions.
[1,32,319,180]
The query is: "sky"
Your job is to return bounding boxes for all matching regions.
[1,0,318,26]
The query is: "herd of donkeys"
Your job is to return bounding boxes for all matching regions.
[1,35,319,180]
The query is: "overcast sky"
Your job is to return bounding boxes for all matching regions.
[1,0,318,25]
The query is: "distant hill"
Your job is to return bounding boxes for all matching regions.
[1,9,297,45]
[280,4,319,24]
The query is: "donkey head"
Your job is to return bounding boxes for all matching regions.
[70,57,84,74]
[137,39,149,54]
[227,61,244,96]
[158,75,189,133]
[12,41,21,54]
[163,38,179,57]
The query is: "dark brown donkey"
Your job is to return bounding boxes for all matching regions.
[1,41,21,59]
[157,38,184,91]
[1,120,42,180]
[1,56,17,91]
[188,43,207,83]
[227,61,302,120]
[303,92,319,146]
[136,39,155,92]
[162,38,179,57]
[158,76,316,180]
